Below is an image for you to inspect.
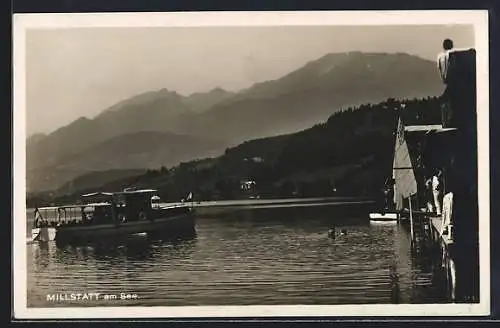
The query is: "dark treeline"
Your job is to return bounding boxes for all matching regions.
[27,96,442,207]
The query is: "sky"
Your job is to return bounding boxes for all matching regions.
[25,25,474,136]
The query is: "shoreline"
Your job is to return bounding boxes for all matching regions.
[26,196,375,211]
[161,196,374,208]
[25,197,376,221]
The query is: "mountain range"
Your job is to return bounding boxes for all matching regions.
[28,96,444,207]
[27,51,444,192]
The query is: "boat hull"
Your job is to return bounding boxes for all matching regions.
[54,212,195,245]
[31,227,57,242]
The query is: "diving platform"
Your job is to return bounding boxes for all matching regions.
[404,124,457,134]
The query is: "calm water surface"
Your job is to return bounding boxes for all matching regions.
[26,205,446,307]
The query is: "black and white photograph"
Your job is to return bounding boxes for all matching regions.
[13,11,490,319]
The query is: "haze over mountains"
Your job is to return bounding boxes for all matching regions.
[27,52,444,192]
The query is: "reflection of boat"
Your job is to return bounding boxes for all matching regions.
[53,230,198,264]
[31,189,196,245]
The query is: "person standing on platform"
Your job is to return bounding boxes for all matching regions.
[437,39,454,84]
[437,38,455,127]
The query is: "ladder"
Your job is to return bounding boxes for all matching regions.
[411,215,431,254]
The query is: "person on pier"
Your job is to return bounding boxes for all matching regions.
[380,178,395,214]
[383,178,395,211]
[424,175,434,213]
[432,169,443,216]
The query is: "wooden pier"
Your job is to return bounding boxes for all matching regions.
[428,216,457,301]
[396,206,478,303]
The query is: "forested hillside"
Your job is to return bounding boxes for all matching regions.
[27,96,442,207]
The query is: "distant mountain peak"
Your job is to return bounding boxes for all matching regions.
[210,87,229,93]
[187,87,232,97]
[75,116,91,122]
[159,88,180,96]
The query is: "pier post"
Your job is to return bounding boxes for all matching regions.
[409,197,414,248]
[449,258,457,301]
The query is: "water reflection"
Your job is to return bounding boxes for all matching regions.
[51,233,198,264]
[27,206,447,307]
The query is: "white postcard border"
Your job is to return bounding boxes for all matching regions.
[13,10,490,319]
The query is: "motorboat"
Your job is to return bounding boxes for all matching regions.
[31,189,195,245]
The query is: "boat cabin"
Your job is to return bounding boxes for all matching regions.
[110,189,160,222]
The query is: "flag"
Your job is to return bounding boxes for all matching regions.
[34,207,42,220]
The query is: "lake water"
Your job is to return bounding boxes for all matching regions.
[26,203,447,307]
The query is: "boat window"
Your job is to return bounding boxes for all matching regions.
[82,205,114,224]
[34,205,116,228]
[151,195,161,209]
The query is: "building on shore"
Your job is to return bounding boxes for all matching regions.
[240,179,259,198]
